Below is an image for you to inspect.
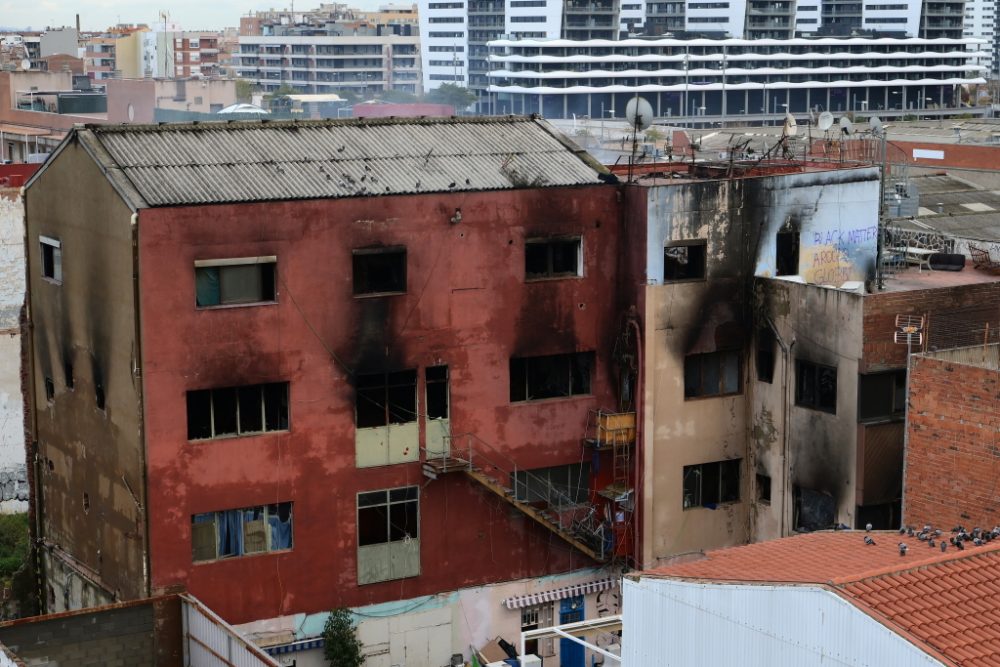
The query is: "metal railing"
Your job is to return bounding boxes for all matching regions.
[423,433,606,559]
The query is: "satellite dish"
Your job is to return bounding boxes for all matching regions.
[869,115,883,135]
[818,111,834,131]
[783,113,798,137]
[625,96,654,132]
[839,116,854,136]
[20,59,30,71]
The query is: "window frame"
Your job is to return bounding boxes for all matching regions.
[40,235,62,284]
[663,239,707,283]
[857,370,905,423]
[352,247,407,297]
[509,352,594,403]
[194,256,277,309]
[524,236,583,281]
[795,359,838,414]
[684,349,742,399]
[186,382,290,441]
[354,370,418,429]
[683,459,742,509]
[191,501,294,563]
[356,486,421,584]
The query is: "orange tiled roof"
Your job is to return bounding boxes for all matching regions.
[643,530,1000,666]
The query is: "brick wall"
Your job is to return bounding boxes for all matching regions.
[0,601,165,667]
[903,355,1000,530]
[862,282,1000,373]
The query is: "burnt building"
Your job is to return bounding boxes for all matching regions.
[23,116,639,664]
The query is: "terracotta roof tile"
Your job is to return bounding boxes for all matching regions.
[642,530,1000,666]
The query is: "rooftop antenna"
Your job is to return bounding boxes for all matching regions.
[625,94,653,183]
[818,111,834,134]
[869,115,884,137]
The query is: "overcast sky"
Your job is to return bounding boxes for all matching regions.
[0,0,386,31]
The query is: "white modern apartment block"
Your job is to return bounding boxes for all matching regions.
[235,35,421,95]
[487,35,988,118]
[964,0,997,76]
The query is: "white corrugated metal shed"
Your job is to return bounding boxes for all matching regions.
[59,116,611,209]
[622,577,944,667]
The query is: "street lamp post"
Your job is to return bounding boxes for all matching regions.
[721,51,727,126]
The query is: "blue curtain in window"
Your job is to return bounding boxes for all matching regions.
[218,509,244,557]
[268,509,292,550]
[195,267,221,307]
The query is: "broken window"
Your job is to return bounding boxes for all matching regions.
[663,240,707,282]
[522,607,540,656]
[191,501,293,562]
[757,473,771,504]
[357,486,420,584]
[195,258,276,307]
[683,459,741,509]
[355,370,417,428]
[756,328,776,384]
[426,366,449,420]
[64,362,74,390]
[775,228,799,276]
[95,382,105,411]
[684,350,741,398]
[40,236,62,283]
[352,247,406,295]
[525,238,582,280]
[44,377,54,402]
[509,352,594,402]
[858,371,906,422]
[796,360,837,413]
[512,462,591,504]
[186,382,289,440]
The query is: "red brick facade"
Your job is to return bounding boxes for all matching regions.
[862,282,1000,373]
[904,354,1000,530]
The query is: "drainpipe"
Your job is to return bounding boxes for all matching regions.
[764,317,794,537]
[22,186,47,611]
[130,211,151,598]
[628,316,644,569]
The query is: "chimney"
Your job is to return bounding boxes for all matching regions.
[76,14,80,33]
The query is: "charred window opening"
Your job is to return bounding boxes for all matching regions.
[858,371,906,422]
[683,459,741,509]
[756,328,776,383]
[195,258,276,308]
[775,227,799,276]
[357,486,420,584]
[796,360,837,413]
[663,240,707,282]
[856,501,901,531]
[684,350,741,399]
[44,377,54,402]
[353,247,407,296]
[512,462,591,504]
[191,501,293,562]
[425,366,449,420]
[509,352,593,402]
[793,486,835,532]
[186,382,289,440]
[355,370,417,428]
[757,473,771,504]
[95,382,105,411]
[40,236,62,283]
[82,492,90,513]
[64,362,74,390]
[525,237,582,280]
[358,487,419,546]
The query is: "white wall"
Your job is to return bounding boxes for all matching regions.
[0,193,26,514]
[623,577,944,666]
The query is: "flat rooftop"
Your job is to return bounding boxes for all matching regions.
[879,263,1000,293]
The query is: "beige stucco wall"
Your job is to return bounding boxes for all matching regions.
[752,279,863,541]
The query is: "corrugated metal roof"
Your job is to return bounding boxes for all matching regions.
[72,116,610,209]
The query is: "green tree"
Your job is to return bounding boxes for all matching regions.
[644,127,665,143]
[235,79,255,103]
[427,83,477,111]
[322,608,364,667]
[380,89,420,104]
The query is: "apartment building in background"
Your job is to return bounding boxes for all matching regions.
[487,35,987,119]
[234,34,421,94]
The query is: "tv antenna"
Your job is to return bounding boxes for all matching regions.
[869,115,884,137]
[625,94,654,182]
[818,111,834,133]
[839,116,854,136]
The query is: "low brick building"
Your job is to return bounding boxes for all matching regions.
[904,344,1000,531]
